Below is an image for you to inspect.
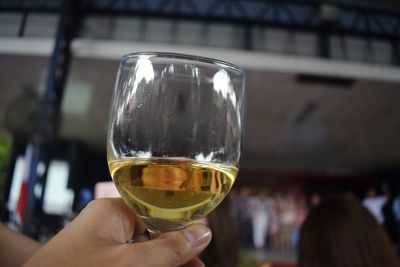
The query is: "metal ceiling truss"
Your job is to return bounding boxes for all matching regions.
[1,0,400,63]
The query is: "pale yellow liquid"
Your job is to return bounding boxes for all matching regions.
[109,158,237,221]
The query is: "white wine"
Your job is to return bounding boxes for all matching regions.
[109,158,237,221]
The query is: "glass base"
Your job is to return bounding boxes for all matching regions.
[140,217,191,238]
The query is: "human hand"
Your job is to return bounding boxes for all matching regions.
[23,198,212,267]
[0,223,41,267]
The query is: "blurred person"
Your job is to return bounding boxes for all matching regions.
[298,195,400,267]
[1,198,211,267]
[382,182,400,246]
[202,197,239,267]
[362,186,386,224]
[236,186,254,247]
[393,187,400,254]
[268,197,281,250]
[309,193,321,207]
[280,196,297,251]
[291,197,307,249]
[393,191,400,222]
[250,191,270,249]
[393,187,400,225]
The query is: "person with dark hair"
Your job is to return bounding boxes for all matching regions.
[298,195,400,267]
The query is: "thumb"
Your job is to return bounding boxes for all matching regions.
[127,224,211,267]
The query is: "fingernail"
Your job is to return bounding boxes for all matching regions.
[183,224,212,248]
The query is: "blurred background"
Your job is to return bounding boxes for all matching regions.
[1,0,400,266]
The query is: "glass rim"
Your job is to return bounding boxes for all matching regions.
[121,52,245,75]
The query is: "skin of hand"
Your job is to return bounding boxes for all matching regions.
[23,198,212,267]
[0,223,42,267]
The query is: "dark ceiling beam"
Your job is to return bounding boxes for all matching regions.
[1,0,399,39]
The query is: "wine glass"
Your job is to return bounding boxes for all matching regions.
[107,52,245,236]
